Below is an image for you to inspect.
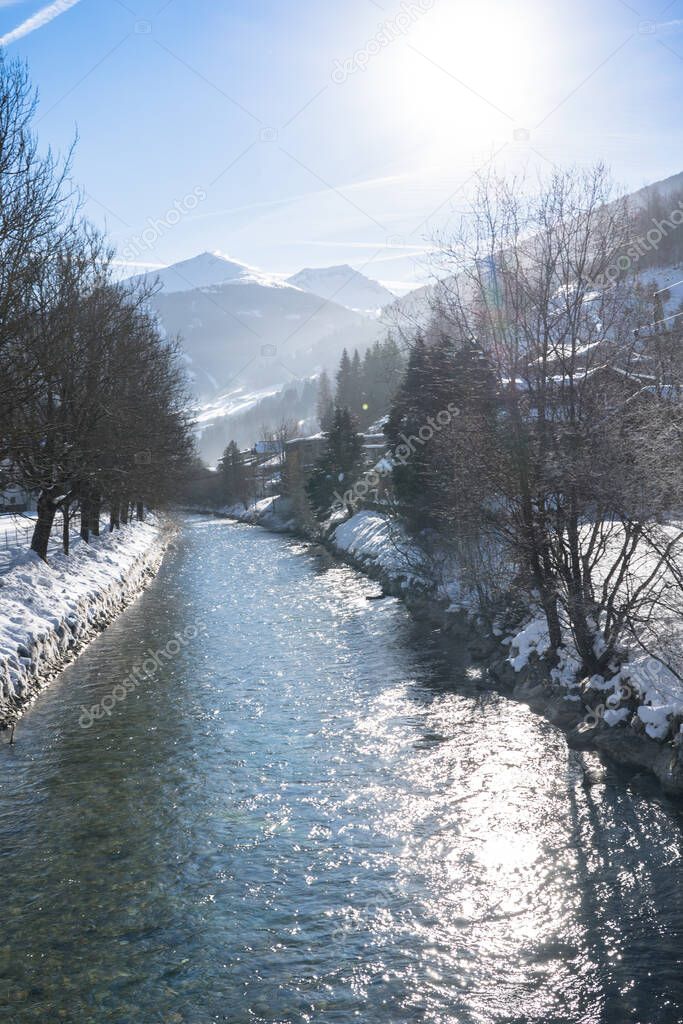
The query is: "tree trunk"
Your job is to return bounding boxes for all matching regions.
[570,602,603,675]
[538,581,562,655]
[136,501,144,521]
[90,494,101,537]
[80,493,90,543]
[62,500,70,555]
[121,501,129,526]
[31,489,58,561]
[109,500,120,531]
[519,494,563,656]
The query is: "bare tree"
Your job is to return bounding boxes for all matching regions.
[425,166,683,673]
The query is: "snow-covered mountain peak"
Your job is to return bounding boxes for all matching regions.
[286,265,396,313]
[129,251,286,294]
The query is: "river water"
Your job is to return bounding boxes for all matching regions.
[1,515,682,1024]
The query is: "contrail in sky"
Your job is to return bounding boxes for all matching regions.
[0,0,81,47]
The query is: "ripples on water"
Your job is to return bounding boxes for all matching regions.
[0,516,682,1023]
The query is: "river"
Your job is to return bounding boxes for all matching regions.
[1,515,682,1023]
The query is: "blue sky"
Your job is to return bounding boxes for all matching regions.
[2,0,683,292]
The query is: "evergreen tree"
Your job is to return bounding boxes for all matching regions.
[218,440,248,506]
[359,334,405,427]
[384,329,498,529]
[316,370,335,431]
[384,333,433,523]
[306,405,363,519]
[350,349,363,417]
[335,348,354,411]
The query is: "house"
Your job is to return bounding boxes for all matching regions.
[0,482,31,513]
[0,460,32,513]
[284,434,327,476]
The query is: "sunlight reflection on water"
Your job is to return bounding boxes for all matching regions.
[0,516,682,1023]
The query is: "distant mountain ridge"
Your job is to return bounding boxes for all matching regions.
[128,252,396,312]
[124,253,382,457]
[286,265,395,313]
[380,166,683,331]
[129,251,286,294]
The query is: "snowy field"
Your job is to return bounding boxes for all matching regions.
[0,512,111,575]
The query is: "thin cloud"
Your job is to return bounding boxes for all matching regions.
[182,171,418,225]
[290,240,430,251]
[0,0,81,47]
[111,258,165,270]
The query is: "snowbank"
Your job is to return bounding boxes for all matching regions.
[219,497,297,532]
[333,511,410,572]
[331,510,434,593]
[506,615,683,746]
[0,519,169,726]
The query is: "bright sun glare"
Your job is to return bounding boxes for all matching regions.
[387,2,538,155]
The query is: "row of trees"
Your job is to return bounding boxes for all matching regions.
[303,338,406,518]
[317,336,405,431]
[0,56,193,559]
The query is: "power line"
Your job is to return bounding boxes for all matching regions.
[653,277,683,296]
[636,308,683,334]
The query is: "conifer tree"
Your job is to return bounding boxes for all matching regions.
[219,440,248,506]
[335,348,354,411]
[306,405,362,519]
[316,370,335,431]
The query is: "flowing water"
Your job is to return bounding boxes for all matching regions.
[1,516,682,1024]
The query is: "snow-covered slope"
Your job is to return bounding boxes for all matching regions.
[287,265,395,314]
[193,384,283,428]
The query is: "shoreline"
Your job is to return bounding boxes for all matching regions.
[0,517,174,732]
[200,504,683,799]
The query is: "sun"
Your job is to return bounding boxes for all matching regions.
[379,0,540,158]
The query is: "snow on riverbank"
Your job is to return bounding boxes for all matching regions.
[332,510,420,577]
[0,519,168,725]
[218,497,298,532]
[202,498,683,790]
[504,518,683,746]
[333,511,683,751]
[330,510,488,612]
[502,614,683,743]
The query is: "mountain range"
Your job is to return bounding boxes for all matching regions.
[129,254,394,393]
[129,168,683,461]
[126,253,394,458]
